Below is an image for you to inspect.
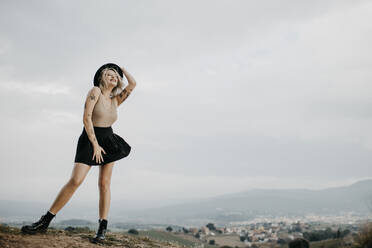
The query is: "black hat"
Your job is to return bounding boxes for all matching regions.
[93,63,123,87]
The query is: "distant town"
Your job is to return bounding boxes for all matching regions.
[158,211,371,247]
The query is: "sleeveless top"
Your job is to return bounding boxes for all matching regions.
[91,92,118,127]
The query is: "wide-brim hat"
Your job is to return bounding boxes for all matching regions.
[93,63,123,87]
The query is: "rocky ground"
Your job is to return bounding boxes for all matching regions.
[0,224,183,248]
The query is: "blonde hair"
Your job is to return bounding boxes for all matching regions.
[97,68,124,98]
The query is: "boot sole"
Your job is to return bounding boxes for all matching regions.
[21,227,47,235]
[91,237,105,244]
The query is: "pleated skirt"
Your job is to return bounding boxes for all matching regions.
[74,126,131,166]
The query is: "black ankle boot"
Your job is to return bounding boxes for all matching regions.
[21,210,56,234]
[92,218,108,242]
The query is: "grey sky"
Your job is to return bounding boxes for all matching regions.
[0,0,371,208]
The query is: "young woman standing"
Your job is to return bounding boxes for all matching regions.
[21,63,137,243]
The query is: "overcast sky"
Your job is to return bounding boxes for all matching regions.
[0,0,371,209]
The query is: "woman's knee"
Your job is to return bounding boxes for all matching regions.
[98,178,111,191]
[68,177,83,188]
[68,163,90,188]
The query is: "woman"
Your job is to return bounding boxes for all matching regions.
[21,63,137,243]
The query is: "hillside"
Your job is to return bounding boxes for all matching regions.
[0,224,183,248]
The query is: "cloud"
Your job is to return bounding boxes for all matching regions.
[0,0,371,206]
[0,80,71,95]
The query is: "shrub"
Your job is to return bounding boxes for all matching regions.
[288,238,310,248]
[206,223,216,231]
[303,227,341,241]
[128,228,139,235]
[277,238,286,244]
[64,226,90,233]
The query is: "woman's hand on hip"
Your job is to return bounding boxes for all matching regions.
[92,144,106,164]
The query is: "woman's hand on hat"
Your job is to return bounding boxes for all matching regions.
[92,144,106,164]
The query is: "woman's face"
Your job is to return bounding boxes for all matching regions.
[104,69,119,87]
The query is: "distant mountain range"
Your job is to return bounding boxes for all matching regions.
[1,179,371,227]
[117,179,372,226]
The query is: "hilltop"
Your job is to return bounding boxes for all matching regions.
[0,224,183,248]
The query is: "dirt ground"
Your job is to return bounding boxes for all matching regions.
[0,224,183,248]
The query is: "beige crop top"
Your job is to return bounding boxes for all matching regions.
[91,92,118,127]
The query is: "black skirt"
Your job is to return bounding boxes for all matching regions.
[74,126,131,166]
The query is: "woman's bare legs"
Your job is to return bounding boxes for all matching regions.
[98,162,114,220]
[49,163,91,214]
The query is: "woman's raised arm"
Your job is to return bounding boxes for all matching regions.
[115,66,137,107]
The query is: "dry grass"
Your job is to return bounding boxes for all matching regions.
[352,221,372,248]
